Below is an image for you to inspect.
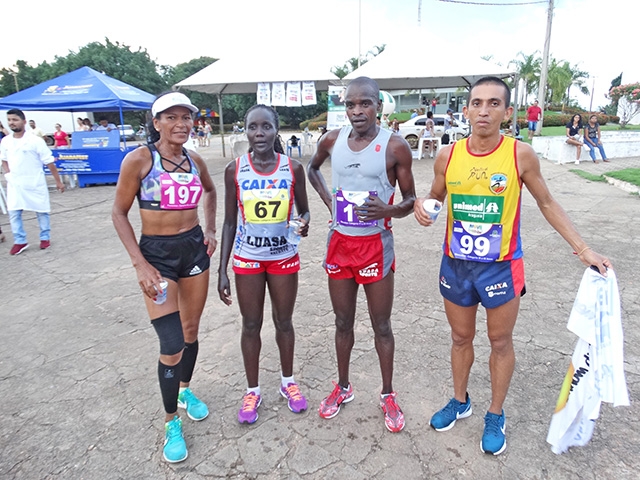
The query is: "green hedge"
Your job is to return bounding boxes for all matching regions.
[300,112,328,130]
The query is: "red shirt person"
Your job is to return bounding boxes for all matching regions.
[53,124,70,148]
[526,100,542,140]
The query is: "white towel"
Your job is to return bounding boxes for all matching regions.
[547,268,629,454]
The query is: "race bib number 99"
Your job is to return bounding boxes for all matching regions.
[242,189,290,224]
[450,220,502,262]
[335,190,378,227]
[160,172,202,210]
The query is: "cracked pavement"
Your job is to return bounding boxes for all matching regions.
[1,141,639,479]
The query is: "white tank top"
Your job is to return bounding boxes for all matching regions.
[234,153,297,261]
[330,126,395,236]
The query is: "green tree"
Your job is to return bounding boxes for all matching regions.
[564,64,589,111]
[0,60,59,97]
[52,38,167,95]
[332,45,386,79]
[546,59,572,106]
[508,51,540,106]
[607,82,640,127]
[165,57,219,120]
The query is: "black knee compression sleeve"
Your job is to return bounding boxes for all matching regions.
[180,340,199,383]
[152,311,184,355]
[158,360,182,414]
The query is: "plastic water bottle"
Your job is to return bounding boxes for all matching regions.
[153,279,169,305]
[287,220,302,246]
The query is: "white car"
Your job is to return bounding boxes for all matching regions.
[399,114,469,149]
[117,124,136,141]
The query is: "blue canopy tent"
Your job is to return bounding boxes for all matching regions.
[0,66,155,116]
[0,66,156,186]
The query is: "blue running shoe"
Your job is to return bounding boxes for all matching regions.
[178,388,209,421]
[163,416,188,463]
[430,393,472,432]
[481,410,506,455]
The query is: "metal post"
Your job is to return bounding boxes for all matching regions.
[217,94,226,157]
[358,0,362,68]
[512,73,519,137]
[589,77,596,112]
[536,0,554,136]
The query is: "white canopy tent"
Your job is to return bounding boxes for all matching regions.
[343,46,515,91]
[343,45,519,133]
[175,57,340,156]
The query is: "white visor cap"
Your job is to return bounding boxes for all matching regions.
[152,92,198,117]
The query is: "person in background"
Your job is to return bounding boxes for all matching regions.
[566,114,584,165]
[308,76,416,433]
[381,114,390,129]
[28,120,45,139]
[526,100,542,140]
[218,104,310,425]
[82,118,93,131]
[419,111,437,159]
[584,114,608,163]
[1,109,65,255]
[95,118,116,132]
[112,92,217,464]
[53,124,71,148]
[431,97,438,113]
[391,119,400,134]
[76,117,85,132]
[410,109,419,119]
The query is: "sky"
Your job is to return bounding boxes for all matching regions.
[2,0,636,110]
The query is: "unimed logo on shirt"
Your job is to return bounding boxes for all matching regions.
[450,194,504,223]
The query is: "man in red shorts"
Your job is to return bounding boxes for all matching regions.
[307,76,416,432]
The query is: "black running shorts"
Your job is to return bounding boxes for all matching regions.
[139,225,210,282]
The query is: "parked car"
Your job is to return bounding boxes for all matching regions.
[399,114,469,149]
[117,124,136,141]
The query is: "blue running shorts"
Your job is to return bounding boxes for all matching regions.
[439,255,526,309]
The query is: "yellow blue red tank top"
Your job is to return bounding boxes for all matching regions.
[443,136,522,262]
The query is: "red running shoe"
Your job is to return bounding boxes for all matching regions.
[40,240,50,250]
[380,391,405,433]
[10,243,28,255]
[318,381,354,419]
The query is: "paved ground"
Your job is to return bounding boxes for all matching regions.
[1,136,639,479]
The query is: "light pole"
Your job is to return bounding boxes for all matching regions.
[536,0,554,135]
[358,0,362,68]
[10,70,19,92]
[589,77,596,112]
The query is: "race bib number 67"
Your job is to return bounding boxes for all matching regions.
[242,189,290,224]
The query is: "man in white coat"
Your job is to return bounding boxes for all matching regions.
[1,109,65,255]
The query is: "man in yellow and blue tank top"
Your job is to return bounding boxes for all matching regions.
[414,77,611,455]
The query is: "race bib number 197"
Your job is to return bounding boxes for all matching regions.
[160,172,202,210]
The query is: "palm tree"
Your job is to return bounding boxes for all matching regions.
[546,59,572,107]
[509,52,541,105]
[565,64,590,110]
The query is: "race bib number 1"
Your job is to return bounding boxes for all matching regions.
[450,220,502,262]
[160,172,202,210]
[335,190,377,227]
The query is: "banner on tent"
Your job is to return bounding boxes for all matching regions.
[327,85,349,130]
[256,81,317,107]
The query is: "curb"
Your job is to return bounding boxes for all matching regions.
[603,175,640,194]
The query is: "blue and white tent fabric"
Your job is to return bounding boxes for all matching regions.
[547,268,629,454]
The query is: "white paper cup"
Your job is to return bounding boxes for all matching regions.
[422,199,442,222]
